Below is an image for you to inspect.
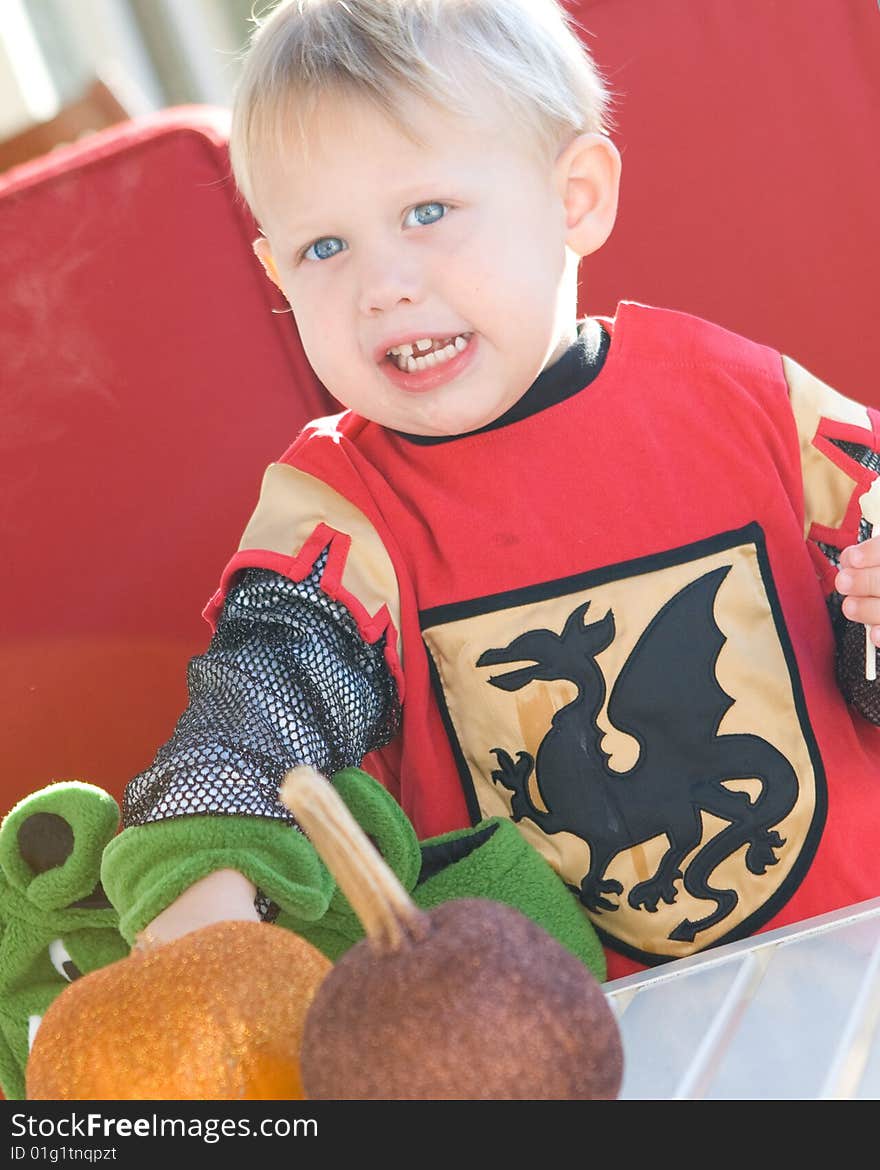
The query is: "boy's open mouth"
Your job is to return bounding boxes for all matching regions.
[386,332,472,372]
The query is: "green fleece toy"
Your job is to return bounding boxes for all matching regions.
[3,769,605,1099]
[278,768,606,981]
[101,767,605,981]
[0,782,129,1101]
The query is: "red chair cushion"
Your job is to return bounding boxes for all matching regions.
[569,0,880,405]
[0,107,335,811]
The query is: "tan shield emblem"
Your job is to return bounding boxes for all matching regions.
[421,525,824,964]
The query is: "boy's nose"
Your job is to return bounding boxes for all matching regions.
[357,251,424,316]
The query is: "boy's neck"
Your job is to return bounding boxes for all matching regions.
[395,317,608,446]
[546,321,581,368]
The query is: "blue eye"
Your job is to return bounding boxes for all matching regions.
[404,202,447,228]
[303,236,347,262]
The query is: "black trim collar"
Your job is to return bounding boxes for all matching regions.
[395,318,609,446]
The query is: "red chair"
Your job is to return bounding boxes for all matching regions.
[569,0,880,405]
[0,107,335,814]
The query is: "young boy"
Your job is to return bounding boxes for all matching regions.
[108,0,880,982]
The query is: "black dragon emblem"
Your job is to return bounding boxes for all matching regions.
[477,566,799,944]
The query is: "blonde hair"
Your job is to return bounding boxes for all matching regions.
[230,0,613,216]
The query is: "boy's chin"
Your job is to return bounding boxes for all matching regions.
[394,404,507,439]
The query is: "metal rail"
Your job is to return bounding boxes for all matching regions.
[604,897,880,1099]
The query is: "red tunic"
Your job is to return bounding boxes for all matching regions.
[207,302,880,980]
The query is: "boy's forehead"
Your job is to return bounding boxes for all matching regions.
[251,84,551,225]
[293,84,510,156]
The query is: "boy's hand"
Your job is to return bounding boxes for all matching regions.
[136,868,259,949]
[835,535,880,645]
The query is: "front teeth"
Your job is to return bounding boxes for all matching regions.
[387,333,471,372]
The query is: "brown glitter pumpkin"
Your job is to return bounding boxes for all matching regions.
[26,919,331,1100]
[281,767,624,1101]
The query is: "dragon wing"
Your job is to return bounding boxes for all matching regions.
[606,565,734,757]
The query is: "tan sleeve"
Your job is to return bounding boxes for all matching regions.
[237,461,402,663]
[782,355,873,540]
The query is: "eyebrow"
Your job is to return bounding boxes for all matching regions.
[281,178,466,243]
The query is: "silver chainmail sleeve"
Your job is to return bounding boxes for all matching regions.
[817,440,880,723]
[122,549,401,830]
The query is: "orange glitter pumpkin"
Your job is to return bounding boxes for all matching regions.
[26,920,331,1100]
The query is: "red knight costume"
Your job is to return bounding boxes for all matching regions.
[201,301,880,981]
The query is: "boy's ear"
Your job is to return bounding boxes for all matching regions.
[555,133,621,259]
[252,236,284,290]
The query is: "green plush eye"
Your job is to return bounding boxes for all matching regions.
[0,782,120,910]
[48,938,82,982]
[18,813,74,872]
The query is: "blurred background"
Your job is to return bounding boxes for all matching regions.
[0,0,260,170]
[0,0,257,148]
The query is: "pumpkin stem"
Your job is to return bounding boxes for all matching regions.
[280,766,429,953]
